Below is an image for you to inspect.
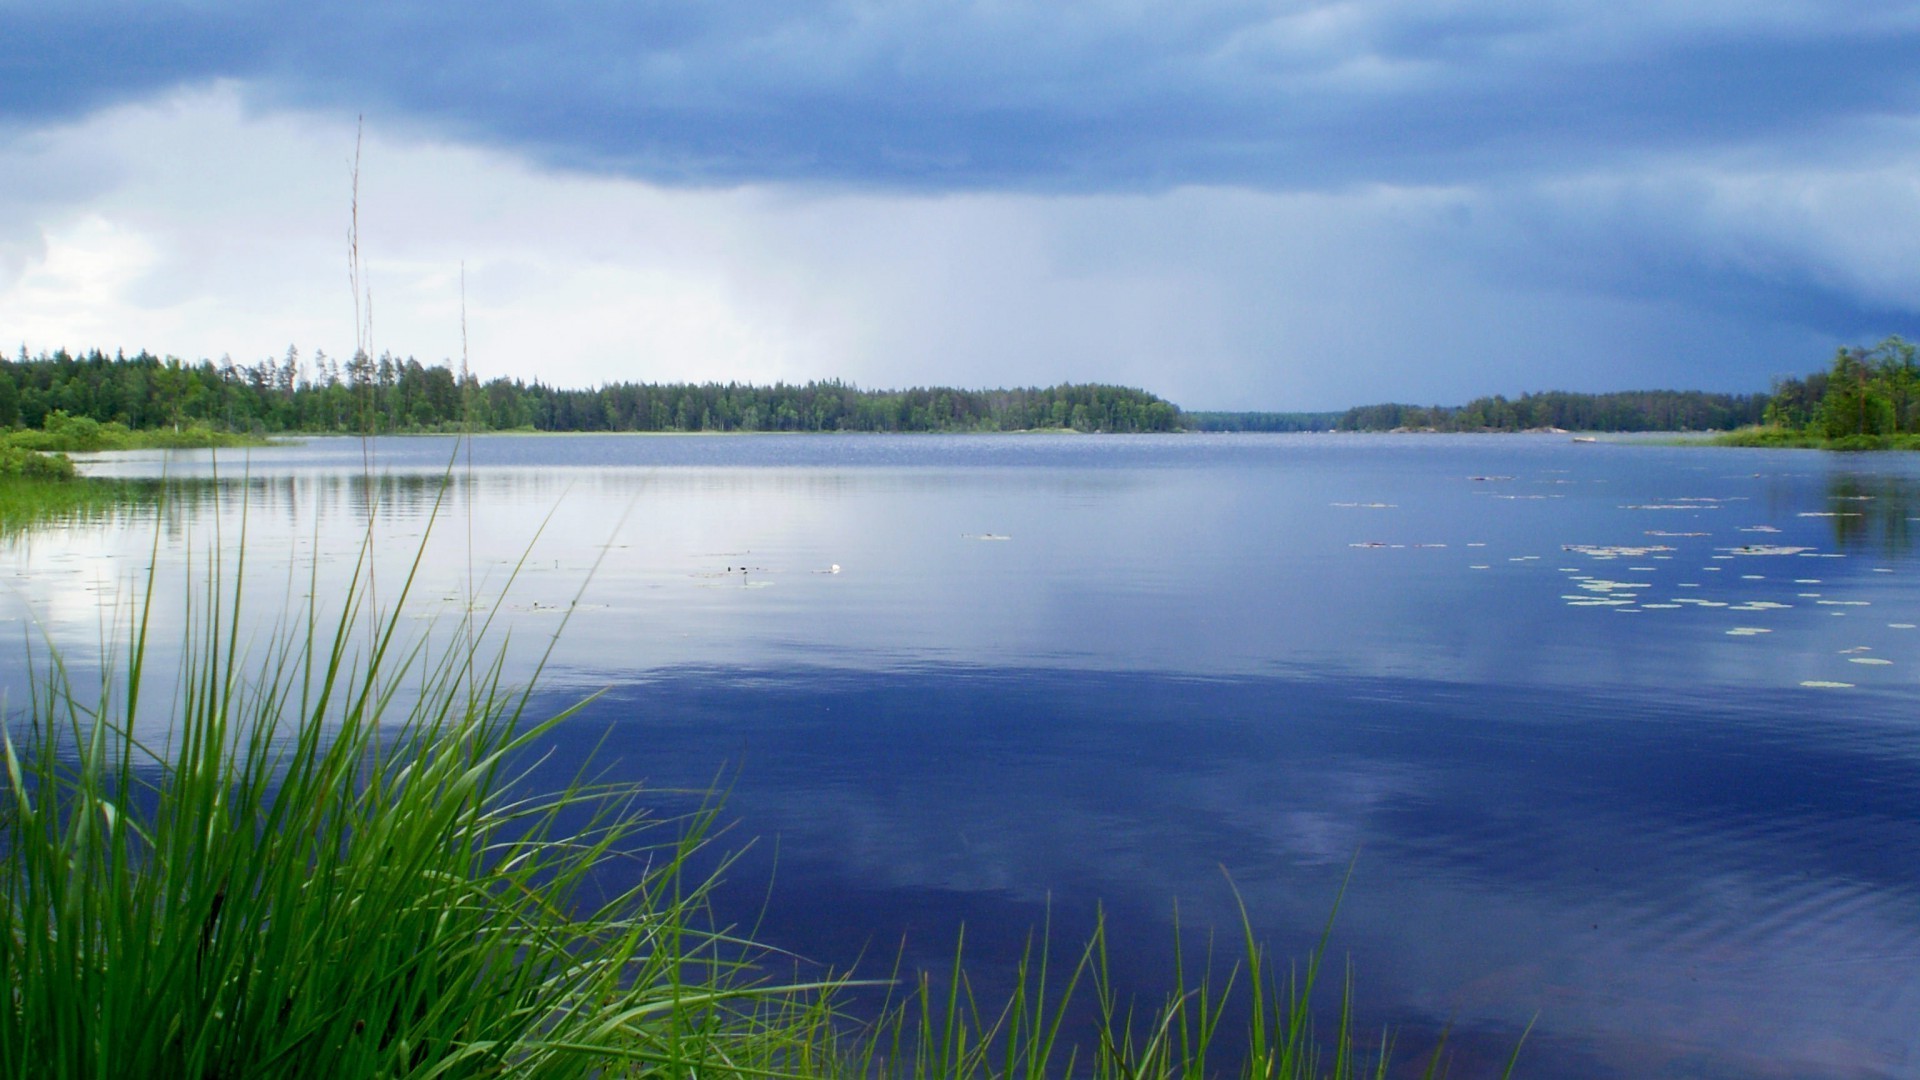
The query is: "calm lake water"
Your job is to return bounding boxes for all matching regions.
[16,433,1920,1078]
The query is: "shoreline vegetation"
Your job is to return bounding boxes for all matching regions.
[7,337,1918,444]
[0,476,1521,1078]
[1708,336,1920,451]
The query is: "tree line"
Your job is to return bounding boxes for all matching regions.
[27,340,1909,442]
[1335,389,1769,433]
[1181,411,1342,432]
[0,347,1182,434]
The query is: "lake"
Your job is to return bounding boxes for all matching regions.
[15,432,1920,1078]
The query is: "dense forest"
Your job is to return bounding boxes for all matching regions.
[0,347,1181,434]
[1336,389,1769,432]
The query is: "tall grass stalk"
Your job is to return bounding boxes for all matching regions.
[779,885,1525,1080]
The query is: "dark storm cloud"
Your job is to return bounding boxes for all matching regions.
[5,1,1920,191]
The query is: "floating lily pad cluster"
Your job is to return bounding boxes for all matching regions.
[1346,473,1913,690]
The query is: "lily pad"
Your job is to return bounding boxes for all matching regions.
[1564,544,1676,557]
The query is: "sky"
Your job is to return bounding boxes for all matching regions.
[2,2,1919,410]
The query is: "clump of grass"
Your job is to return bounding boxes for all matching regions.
[0,443,77,481]
[0,486,836,1077]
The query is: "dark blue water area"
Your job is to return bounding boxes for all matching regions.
[507,663,1920,1080]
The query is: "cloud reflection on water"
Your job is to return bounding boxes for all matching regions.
[554,667,1920,1080]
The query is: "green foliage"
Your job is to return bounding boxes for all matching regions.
[1337,403,1445,431]
[1183,411,1343,432]
[1763,372,1829,429]
[1336,391,1768,433]
[0,444,76,481]
[0,348,1181,435]
[1819,388,1894,439]
[0,409,260,453]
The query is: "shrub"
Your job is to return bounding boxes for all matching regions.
[0,443,76,480]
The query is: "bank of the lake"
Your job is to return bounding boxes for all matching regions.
[1714,425,1920,451]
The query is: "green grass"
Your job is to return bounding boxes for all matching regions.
[0,471,1524,1078]
[1711,425,1920,451]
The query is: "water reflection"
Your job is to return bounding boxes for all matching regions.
[543,667,1920,1080]
[1822,471,1920,554]
[0,477,198,538]
[9,434,1920,1078]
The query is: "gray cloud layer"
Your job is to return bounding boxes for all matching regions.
[4,2,1919,403]
[7,1,1920,191]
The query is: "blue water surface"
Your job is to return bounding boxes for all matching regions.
[21,432,1920,1079]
